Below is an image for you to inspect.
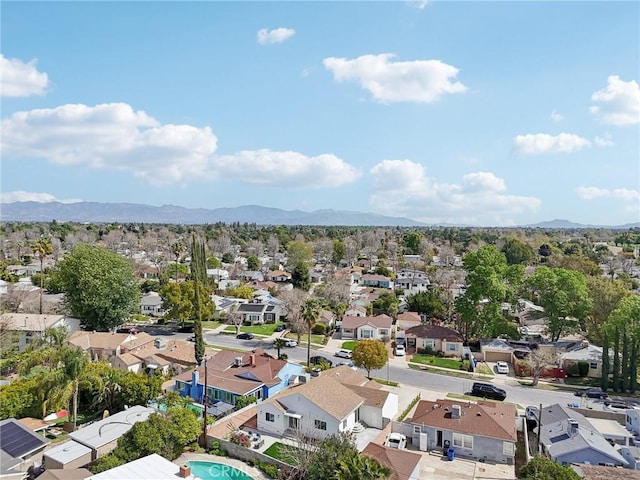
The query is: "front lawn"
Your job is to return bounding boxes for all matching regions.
[201,320,221,329]
[223,324,277,336]
[411,354,466,370]
[286,332,325,345]
[263,442,303,464]
[474,363,495,376]
[341,341,357,351]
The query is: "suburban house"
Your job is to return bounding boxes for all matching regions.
[403,399,517,464]
[317,309,337,329]
[235,300,281,324]
[361,443,422,480]
[0,418,49,478]
[480,339,514,363]
[257,366,397,440]
[572,464,640,480]
[237,270,264,282]
[87,453,188,480]
[396,312,422,331]
[140,292,164,317]
[395,269,430,293]
[0,313,81,352]
[361,274,394,289]
[265,270,291,283]
[538,404,626,467]
[68,331,155,362]
[559,341,604,378]
[45,406,154,468]
[206,268,230,282]
[345,305,367,318]
[404,324,464,357]
[620,446,640,470]
[174,349,304,408]
[341,314,393,341]
[626,409,640,437]
[112,338,204,375]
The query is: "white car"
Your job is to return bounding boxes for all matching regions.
[395,345,406,356]
[496,361,509,374]
[385,433,407,449]
[284,339,297,347]
[335,349,352,359]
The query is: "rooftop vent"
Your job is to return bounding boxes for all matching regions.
[452,405,462,419]
[233,356,243,367]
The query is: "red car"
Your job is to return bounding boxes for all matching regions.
[117,326,140,335]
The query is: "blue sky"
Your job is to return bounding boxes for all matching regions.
[1,1,639,226]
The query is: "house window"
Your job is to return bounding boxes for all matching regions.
[590,362,598,369]
[361,330,373,339]
[503,442,514,456]
[447,343,458,352]
[265,412,275,422]
[379,329,388,336]
[453,433,473,449]
[424,339,436,349]
[413,426,421,434]
[315,420,327,430]
[342,420,347,429]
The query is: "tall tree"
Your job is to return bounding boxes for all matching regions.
[31,238,53,314]
[585,277,629,344]
[301,298,321,367]
[64,347,88,430]
[170,241,185,282]
[352,339,388,379]
[525,266,592,342]
[190,235,208,365]
[332,239,346,266]
[501,237,533,265]
[52,244,139,331]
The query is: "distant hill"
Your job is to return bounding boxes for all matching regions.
[0,201,427,226]
[524,219,640,229]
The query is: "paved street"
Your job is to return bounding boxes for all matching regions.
[202,330,577,409]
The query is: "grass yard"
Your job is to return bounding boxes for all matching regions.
[408,364,473,379]
[474,363,495,376]
[201,320,221,329]
[341,341,357,350]
[223,324,277,336]
[286,332,325,345]
[411,354,466,370]
[374,378,399,387]
[263,442,303,464]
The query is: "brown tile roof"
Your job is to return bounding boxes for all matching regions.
[397,312,421,323]
[322,365,380,388]
[345,385,390,408]
[410,399,516,442]
[153,340,198,365]
[404,324,462,342]
[575,464,640,480]
[362,274,392,282]
[116,352,142,366]
[361,443,422,480]
[120,332,155,351]
[342,315,393,329]
[37,469,93,480]
[68,331,130,350]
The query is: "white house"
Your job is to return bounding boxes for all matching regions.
[341,315,393,341]
[395,269,430,293]
[206,268,230,282]
[140,292,164,317]
[0,313,81,352]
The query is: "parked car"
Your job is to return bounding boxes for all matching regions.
[237,333,255,340]
[335,349,353,359]
[395,345,406,356]
[116,326,140,335]
[470,382,507,401]
[274,324,286,332]
[574,387,608,399]
[310,356,333,367]
[310,367,322,377]
[284,339,297,347]
[496,361,509,374]
[385,433,407,450]
[337,361,358,371]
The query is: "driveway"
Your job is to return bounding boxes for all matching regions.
[416,450,515,480]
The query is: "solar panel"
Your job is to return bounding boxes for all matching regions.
[0,420,47,458]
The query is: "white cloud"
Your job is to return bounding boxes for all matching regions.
[590,75,640,125]
[1,102,360,189]
[576,186,639,201]
[513,133,591,155]
[0,54,49,97]
[550,110,564,122]
[323,53,466,104]
[214,150,360,188]
[257,28,295,45]
[410,1,430,9]
[369,159,540,225]
[594,133,614,147]
[0,191,81,204]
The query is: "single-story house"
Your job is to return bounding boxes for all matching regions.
[236,301,281,324]
[68,331,155,363]
[396,312,422,332]
[341,315,393,341]
[257,366,397,440]
[559,342,604,378]
[361,443,422,480]
[345,305,367,318]
[318,309,337,329]
[395,269,430,293]
[480,339,514,363]
[404,324,464,357]
[265,270,291,283]
[0,313,81,352]
[44,441,93,470]
[140,292,164,317]
[206,268,230,281]
[405,399,517,464]
[237,271,264,282]
[361,274,394,289]
[174,349,304,407]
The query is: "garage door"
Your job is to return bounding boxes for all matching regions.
[483,350,512,362]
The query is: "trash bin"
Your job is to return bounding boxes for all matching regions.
[443,439,450,455]
[447,448,455,461]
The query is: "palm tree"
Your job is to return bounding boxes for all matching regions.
[335,451,391,480]
[64,348,88,430]
[170,241,185,282]
[273,338,288,360]
[301,298,321,367]
[31,238,53,314]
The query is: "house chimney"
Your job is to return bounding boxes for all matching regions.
[452,405,462,419]
[249,354,256,366]
[179,465,191,478]
[568,419,579,436]
[581,340,589,348]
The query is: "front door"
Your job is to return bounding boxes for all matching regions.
[288,416,299,430]
[437,430,443,447]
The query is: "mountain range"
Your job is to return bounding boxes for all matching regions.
[0,202,638,228]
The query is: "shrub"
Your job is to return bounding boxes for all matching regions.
[312,323,326,335]
[577,361,589,377]
[207,441,228,457]
[254,460,279,478]
[567,363,580,377]
[229,431,251,448]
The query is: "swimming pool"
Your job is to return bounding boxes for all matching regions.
[187,461,254,480]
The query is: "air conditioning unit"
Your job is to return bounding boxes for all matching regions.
[234,356,243,367]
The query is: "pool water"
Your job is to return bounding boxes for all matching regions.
[188,461,254,480]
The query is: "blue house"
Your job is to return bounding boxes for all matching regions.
[174,349,304,408]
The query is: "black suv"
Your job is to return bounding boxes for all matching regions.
[470,382,507,401]
[574,387,608,399]
[309,356,333,367]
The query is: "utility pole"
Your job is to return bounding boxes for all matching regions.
[535,403,543,455]
[200,357,208,447]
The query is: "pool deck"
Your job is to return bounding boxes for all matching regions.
[175,453,270,480]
